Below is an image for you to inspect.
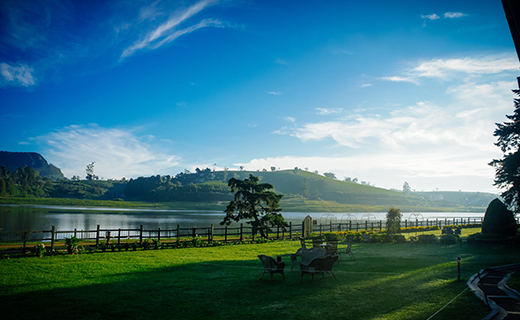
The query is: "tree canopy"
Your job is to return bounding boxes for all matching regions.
[489,88,520,213]
[221,174,286,238]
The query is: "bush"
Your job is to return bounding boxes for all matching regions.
[32,243,46,258]
[440,234,460,245]
[411,234,437,244]
[65,236,79,254]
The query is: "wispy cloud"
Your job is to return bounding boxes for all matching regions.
[121,0,222,59]
[444,12,466,18]
[316,108,343,115]
[0,62,36,87]
[269,91,282,95]
[421,14,440,20]
[269,56,516,191]
[34,124,180,179]
[381,56,518,84]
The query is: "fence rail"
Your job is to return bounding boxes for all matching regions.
[0,217,485,254]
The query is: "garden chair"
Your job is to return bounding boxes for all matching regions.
[312,236,323,248]
[325,239,338,255]
[300,254,339,280]
[338,237,355,260]
[258,255,285,280]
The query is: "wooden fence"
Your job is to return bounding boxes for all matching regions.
[0,217,485,254]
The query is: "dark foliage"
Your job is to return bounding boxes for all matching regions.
[221,174,286,238]
[490,89,520,213]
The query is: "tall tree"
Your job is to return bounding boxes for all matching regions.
[86,162,98,180]
[403,181,411,194]
[386,206,402,235]
[489,88,520,213]
[221,174,286,238]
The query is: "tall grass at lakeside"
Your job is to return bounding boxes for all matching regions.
[1,234,515,320]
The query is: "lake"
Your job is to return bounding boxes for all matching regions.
[0,204,485,232]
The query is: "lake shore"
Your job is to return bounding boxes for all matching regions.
[0,196,487,213]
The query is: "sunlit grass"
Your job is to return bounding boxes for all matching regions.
[1,238,515,319]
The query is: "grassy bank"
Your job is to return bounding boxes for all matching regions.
[1,234,516,320]
[0,196,486,213]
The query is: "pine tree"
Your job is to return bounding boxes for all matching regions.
[489,88,520,213]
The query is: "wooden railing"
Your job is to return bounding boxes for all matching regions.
[0,217,486,255]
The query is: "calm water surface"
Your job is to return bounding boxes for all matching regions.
[0,204,485,232]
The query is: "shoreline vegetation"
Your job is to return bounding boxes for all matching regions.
[0,196,486,213]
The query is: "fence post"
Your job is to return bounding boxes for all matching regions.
[50,225,56,252]
[379,220,382,231]
[289,222,292,239]
[139,225,144,245]
[240,224,243,240]
[23,230,27,255]
[349,220,352,232]
[176,225,180,242]
[118,228,121,245]
[225,226,228,242]
[95,225,100,249]
[365,221,368,231]
[158,228,161,241]
[277,225,280,239]
[330,221,332,233]
[74,228,77,238]
[209,224,214,242]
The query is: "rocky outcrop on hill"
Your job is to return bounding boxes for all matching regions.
[0,151,64,179]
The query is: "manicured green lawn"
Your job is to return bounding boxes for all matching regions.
[1,237,516,320]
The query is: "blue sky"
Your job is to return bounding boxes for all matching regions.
[1,0,518,193]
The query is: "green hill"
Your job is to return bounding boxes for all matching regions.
[123,168,494,211]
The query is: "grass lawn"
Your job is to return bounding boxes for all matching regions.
[1,235,518,320]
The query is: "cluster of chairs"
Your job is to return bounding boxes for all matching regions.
[258,236,355,281]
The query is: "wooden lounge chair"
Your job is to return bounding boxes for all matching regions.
[338,237,355,260]
[258,255,285,280]
[300,255,339,280]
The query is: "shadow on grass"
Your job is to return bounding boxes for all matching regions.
[2,242,514,320]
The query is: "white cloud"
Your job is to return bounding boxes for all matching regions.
[316,107,343,115]
[444,12,465,19]
[421,14,440,20]
[35,124,180,179]
[283,117,296,123]
[269,91,282,95]
[381,56,518,83]
[121,0,222,59]
[269,55,517,192]
[0,62,36,87]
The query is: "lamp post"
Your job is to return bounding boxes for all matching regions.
[457,257,462,280]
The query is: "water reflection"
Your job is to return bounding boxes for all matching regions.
[0,204,485,232]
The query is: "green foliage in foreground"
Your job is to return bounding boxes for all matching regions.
[1,236,517,320]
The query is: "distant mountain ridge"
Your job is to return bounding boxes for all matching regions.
[0,151,64,179]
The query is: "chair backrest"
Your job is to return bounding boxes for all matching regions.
[258,255,276,269]
[312,237,323,248]
[313,255,339,272]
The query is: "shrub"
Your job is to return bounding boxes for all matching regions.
[440,234,460,245]
[65,236,79,254]
[152,239,160,250]
[392,235,407,243]
[32,243,46,258]
[142,239,151,250]
[412,234,437,244]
